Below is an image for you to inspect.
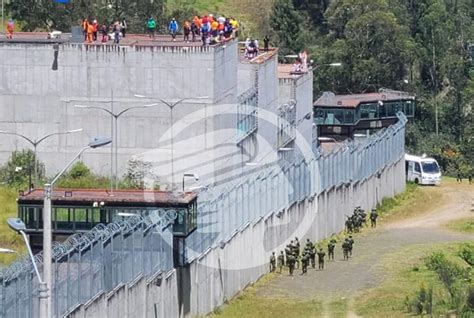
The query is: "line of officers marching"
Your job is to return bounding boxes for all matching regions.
[269,207,378,276]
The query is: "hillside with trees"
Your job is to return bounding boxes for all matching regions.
[5,0,473,175]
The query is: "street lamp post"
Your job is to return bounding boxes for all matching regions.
[1,0,4,35]
[42,137,111,318]
[182,173,199,191]
[134,95,208,189]
[0,247,18,254]
[0,129,83,187]
[7,218,47,318]
[74,103,158,189]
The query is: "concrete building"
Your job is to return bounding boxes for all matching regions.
[0,34,315,190]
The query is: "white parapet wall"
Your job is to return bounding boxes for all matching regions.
[0,41,239,186]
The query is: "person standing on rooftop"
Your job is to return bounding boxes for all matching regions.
[6,19,14,39]
[86,21,94,43]
[183,20,191,43]
[121,19,127,38]
[113,21,121,44]
[147,16,156,39]
[82,18,88,41]
[169,18,179,41]
[92,20,98,41]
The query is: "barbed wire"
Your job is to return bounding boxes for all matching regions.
[1,209,177,283]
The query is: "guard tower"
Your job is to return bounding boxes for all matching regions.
[17,189,198,252]
[313,89,415,141]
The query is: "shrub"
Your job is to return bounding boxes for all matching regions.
[458,244,474,266]
[0,149,45,188]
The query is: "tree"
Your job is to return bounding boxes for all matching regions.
[293,0,330,34]
[123,157,159,190]
[0,149,45,188]
[315,0,412,93]
[7,0,165,32]
[270,0,305,58]
[55,161,111,189]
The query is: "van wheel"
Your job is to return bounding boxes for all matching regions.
[414,178,419,184]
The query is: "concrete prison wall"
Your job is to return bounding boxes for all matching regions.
[64,156,405,317]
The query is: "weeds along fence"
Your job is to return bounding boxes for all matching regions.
[0,114,407,317]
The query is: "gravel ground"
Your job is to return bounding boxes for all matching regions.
[257,182,474,300]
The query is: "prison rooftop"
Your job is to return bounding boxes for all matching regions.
[0,32,227,48]
[18,188,197,207]
[238,45,278,64]
[314,90,416,108]
[278,63,308,79]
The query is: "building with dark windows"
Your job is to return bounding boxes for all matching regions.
[313,89,415,141]
[17,189,197,251]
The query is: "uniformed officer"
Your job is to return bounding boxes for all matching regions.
[301,251,309,274]
[287,253,296,276]
[342,240,349,260]
[270,252,276,272]
[284,244,292,265]
[294,237,300,268]
[370,209,378,228]
[348,235,354,256]
[309,244,316,268]
[317,248,326,270]
[327,240,335,261]
[277,251,285,273]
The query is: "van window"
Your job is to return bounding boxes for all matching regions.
[422,162,440,173]
[414,162,421,173]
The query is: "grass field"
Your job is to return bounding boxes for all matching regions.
[376,182,445,223]
[446,217,474,234]
[0,186,25,266]
[207,273,324,318]
[354,242,473,317]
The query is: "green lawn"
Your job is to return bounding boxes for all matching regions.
[0,186,25,266]
[446,217,474,234]
[207,273,324,318]
[354,243,473,317]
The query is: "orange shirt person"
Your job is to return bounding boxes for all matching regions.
[6,20,14,39]
[86,23,94,43]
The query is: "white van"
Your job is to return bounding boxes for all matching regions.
[405,154,441,185]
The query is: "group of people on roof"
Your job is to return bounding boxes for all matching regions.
[81,15,239,46]
[146,15,239,45]
[82,18,126,44]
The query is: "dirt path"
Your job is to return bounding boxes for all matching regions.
[257,182,474,300]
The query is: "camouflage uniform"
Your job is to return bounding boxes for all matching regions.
[370,209,378,228]
[277,251,285,273]
[270,252,276,272]
[327,241,335,261]
[287,253,296,276]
